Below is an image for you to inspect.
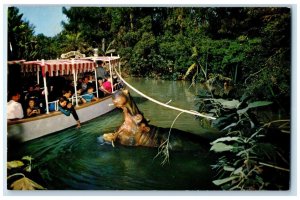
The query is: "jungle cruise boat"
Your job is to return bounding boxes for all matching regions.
[7,54,121,142]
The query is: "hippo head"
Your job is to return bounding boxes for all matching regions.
[103,89,153,146]
[112,89,142,117]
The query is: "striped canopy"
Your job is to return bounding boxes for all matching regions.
[20,59,96,77]
[7,60,26,65]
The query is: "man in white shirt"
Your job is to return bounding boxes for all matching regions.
[7,91,24,120]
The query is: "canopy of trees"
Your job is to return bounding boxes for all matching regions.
[8,7,291,102]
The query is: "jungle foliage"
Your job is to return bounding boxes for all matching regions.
[8,7,291,101]
[197,93,290,190]
[7,156,45,190]
[8,7,291,190]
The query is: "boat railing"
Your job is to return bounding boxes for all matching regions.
[47,91,99,112]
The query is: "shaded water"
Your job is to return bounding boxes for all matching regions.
[8,78,218,190]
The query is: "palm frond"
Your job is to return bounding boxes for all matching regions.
[183,63,197,80]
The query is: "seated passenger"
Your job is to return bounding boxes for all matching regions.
[96,60,109,81]
[73,88,87,104]
[26,99,41,118]
[82,86,98,103]
[112,74,124,90]
[24,85,36,101]
[33,84,46,114]
[97,78,105,98]
[100,77,113,95]
[58,96,81,128]
[81,76,93,94]
[7,91,24,120]
[62,89,72,99]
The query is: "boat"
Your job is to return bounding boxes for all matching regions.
[7,55,121,142]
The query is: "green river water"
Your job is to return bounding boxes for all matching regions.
[8,78,220,190]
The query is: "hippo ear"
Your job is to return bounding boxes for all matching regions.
[123,89,129,95]
[134,114,143,123]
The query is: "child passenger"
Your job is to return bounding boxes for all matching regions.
[73,88,87,104]
[58,96,81,128]
[82,86,98,102]
[26,99,41,117]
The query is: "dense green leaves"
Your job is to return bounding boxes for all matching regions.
[8,6,291,101]
[7,6,291,190]
[8,7,35,60]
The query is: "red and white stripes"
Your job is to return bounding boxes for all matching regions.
[8,56,120,77]
[20,60,96,77]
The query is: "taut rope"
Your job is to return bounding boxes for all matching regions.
[113,67,216,120]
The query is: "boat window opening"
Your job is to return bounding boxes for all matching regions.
[9,55,120,118]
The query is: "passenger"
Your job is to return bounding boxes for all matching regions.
[24,85,36,102]
[58,96,81,128]
[88,73,96,90]
[95,60,109,81]
[62,89,72,99]
[33,84,45,114]
[7,91,24,120]
[100,77,113,95]
[77,78,83,87]
[26,99,41,118]
[112,74,124,90]
[97,78,105,98]
[82,86,98,102]
[81,76,93,94]
[73,88,87,104]
[88,73,96,83]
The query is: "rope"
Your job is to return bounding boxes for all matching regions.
[113,67,216,120]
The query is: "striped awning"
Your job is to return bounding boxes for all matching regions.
[21,59,96,77]
[7,60,26,65]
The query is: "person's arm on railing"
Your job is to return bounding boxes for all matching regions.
[58,105,71,116]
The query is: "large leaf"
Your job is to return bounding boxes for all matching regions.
[211,113,237,130]
[105,49,116,54]
[7,161,24,169]
[183,63,196,80]
[233,167,243,175]
[10,177,45,190]
[212,176,240,186]
[211,136,241,145]
[237,101,272,115]
[247,101,273,108]
[25,165,32,173]
[221,123,237,131]
[210,142,234,152]
[212,98,241,109]
[22,156,33,162]
[223,166,235,172]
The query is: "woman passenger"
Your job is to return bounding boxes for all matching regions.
[100,77,113,95]
[26,99,41,118]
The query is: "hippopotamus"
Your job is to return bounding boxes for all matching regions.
[101,89,210,151]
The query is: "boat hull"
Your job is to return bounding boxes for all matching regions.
[7,96,115,142]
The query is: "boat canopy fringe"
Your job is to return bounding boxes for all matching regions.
[20,59,96,77]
